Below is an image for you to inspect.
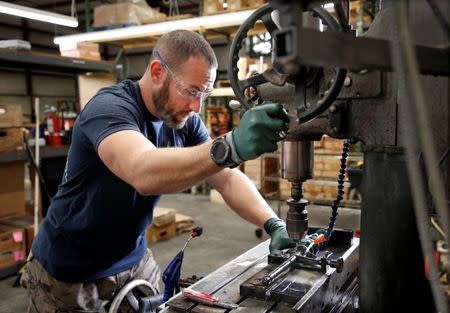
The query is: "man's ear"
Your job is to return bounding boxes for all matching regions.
[149,59,165,83]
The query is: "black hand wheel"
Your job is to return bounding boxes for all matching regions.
[228,3,347,123]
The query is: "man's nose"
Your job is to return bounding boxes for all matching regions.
[189,97,202,113]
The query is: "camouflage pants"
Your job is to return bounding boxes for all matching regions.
[20,249,161,313]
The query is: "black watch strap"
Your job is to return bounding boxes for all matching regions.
[225,131,245,165]
[210,132,244,169]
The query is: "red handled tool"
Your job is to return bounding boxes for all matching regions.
[182,288,239,309]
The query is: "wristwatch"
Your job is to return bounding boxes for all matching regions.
[210,132,244,168]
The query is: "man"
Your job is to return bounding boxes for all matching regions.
[21,30,295,312]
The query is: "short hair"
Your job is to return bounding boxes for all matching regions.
[152,30,218,72]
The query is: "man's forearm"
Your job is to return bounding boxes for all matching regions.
[133,141,222,195]
[208,169,277,228]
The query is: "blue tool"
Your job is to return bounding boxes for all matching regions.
[162,227,203,302]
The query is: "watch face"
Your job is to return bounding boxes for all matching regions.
[211,139,230,164]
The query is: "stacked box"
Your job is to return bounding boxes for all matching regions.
[243,155,279,196]
[0,104,22,128]
[59,42,101,61]
[146,207,177,244]
[0,161,26,218]
[0,104,23,153]
[314,155,344,179]
[147,223,177,244]
[152,207,176,227]
[0,215,37,255]
[93,2,166,28]
[303,180,350,200]
[0,225,26,271]
[279,178,291,199]
[314,135,349,154]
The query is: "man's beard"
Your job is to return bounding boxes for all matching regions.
[153,79,190,129]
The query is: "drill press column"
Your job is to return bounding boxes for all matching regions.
[281,141,314,241]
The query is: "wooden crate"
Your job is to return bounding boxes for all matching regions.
[0,104,22,128]
[0,161,26,218]
[0,127,23,152]
[314,155,344,179]
[153,208,176,227]
[0,225,26,270]
[303,180,350,200]
[314,135,347,154]
[0,215,37,255]
[147,222,177,244]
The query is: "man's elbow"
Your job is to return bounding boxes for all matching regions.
[133,178,173,196]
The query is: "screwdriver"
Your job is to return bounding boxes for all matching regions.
[182,288,239,310]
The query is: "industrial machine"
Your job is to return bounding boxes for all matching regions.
[162,0,449,312]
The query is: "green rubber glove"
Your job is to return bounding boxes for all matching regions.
[232,103,289,161]
[264,217,296,253]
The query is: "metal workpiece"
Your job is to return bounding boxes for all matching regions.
[286,198,309,241]
[281,141,314,182]
[263,253,298,286]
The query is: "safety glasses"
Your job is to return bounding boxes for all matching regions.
[154,51,213,100]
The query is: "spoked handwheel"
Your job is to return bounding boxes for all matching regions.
[228,3,347,123]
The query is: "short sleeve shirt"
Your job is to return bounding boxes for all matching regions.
[31,80,209,282]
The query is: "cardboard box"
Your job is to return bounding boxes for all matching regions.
[93,2,165,28]
[0,161,26,218]
[0,104,22,128]
[60,50,101,61]
[152,207,176,227]
[0,224,26,270]
[0,127,23,152]
[77,72,117,110]
[146,222,177,244]
[175,213,194,234]
[59,42,101,61]
[0,215,37,255]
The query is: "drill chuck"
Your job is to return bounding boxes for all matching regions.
[286,198,309,241]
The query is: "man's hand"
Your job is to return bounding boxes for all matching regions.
[232,103,289,161]
[264,217,296,252]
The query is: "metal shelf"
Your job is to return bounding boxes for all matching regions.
[53,9,263,49]
[0,146,69,164]
[0,49,115,73]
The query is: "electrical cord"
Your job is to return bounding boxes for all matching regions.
[391,1,448,312]
[324,139,350,239]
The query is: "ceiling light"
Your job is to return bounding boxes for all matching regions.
[0,1,78,28]
[54,9,256,46]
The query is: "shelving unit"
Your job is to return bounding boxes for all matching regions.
[0,49,115,73]
[53,9,263,50]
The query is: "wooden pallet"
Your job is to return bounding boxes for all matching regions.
[146,222,177,244]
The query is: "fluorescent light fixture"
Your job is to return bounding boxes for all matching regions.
[0,1,78,28]
[54,9,256,46]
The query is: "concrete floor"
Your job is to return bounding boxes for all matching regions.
[0,193,360,312]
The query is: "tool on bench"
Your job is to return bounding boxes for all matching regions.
[162,227,203,302]
[182,288,239,310]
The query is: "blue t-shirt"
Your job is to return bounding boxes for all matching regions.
[32,80,209,282]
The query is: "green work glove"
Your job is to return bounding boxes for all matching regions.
[264,217,296,253]
[232,103,289,161]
